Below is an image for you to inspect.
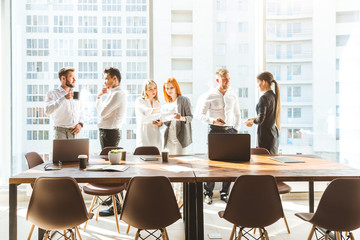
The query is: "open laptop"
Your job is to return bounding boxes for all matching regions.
[208,133,250,162]
[53,139,89,163]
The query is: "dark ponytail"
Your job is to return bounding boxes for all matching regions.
[257,71,281,131]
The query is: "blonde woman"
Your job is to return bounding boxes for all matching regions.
[135,80,162,151]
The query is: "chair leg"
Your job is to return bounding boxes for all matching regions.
[229,225,236,240]
[336,232,341,240]
[96,197,101,221]
[308,225,316,240]
[253,228,256,234]
[70,229,75,240]
[111,195,120,233]
[135,229,140,240]
[126,224,131,234]
[43,231,49,240]
[264,230,270,240]
[259,229,265,240]
[75,226,82,240]
[28,224,35,240]
[237,227,242,240]
[83,195,96,232]
[283,213,291,233]
[349,232,355,240]
[325,233,329,240]
[161,229,167,240]
[64,230,68,239]
[164,228,169,240]
[118,192,124,206]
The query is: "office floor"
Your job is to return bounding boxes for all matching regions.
[1,191,360,239]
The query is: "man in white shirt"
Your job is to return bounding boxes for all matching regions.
[97,67,127,150]
[197,68,241,204]
[45,67,84,139]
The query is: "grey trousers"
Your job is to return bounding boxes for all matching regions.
[54,126,76,139]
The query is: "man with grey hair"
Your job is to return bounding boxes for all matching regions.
[197,68,241,204]
[45,67,84,139]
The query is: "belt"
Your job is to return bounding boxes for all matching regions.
[54,126,73,130]
[209,124,234,132]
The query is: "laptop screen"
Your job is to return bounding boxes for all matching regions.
[208,134,250,162]
[52,139,89,163]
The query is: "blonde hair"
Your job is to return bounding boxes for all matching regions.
[141,79,159,101]
[257,71,281,131]
[163,77,182,103]
[216,68,229,78]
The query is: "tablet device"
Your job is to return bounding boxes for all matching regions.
[140,156,158,161]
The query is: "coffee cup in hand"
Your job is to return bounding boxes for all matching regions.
[73,91,80,100]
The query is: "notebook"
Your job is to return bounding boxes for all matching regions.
[208,133,250,162]
[85,165,129,172]
[140,156,158,161]
[268,156,305,163]
[53,139,89,163]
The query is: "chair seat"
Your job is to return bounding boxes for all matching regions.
[295,212,314,222]
[218,211,224,218]
[277,181,291,194]
[83,183,125,196]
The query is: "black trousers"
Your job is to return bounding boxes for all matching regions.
[203,125,237,197]
[99,128,121,150]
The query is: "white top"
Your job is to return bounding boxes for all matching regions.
[135,97,162,151]
[45,87,84,128]
[197,88,241,130]
[167,99,179,144]
[96,86,127,129]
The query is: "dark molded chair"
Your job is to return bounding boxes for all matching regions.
[26,177,91,240]
[251,148,291,233]
[295,178,360,240]
[133,146,160,155]
[100,146,123,155]
[120,176,181,240]
[25,152,44,169]
[218,175,285,240]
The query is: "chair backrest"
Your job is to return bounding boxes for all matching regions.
[250,148,270,155]
[120,176,181,229]
[25,152,44,169]
[133,146,160,155]
[311,178,360,232]
[223,175,283,228]
[100,146,123,155]
[26,177,90,230]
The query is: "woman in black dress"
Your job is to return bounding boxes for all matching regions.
[245,71,281,154]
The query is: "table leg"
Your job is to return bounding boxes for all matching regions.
[196,182,204,240]
[9,184,17,240]
[309,181,314,213]
[183,183,187,222]
[185,183,197,240]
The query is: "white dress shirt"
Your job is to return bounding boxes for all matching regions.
[135,97,162,151]
[197,88,241,130]
[96,86,127,129]
[45,87,84,128]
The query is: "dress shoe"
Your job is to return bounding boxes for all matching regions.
[220,194,228,203]
[204,195,213,205]
[99,204,121,217]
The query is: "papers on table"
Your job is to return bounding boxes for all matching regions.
[160,165,193,173]
[85,165,129,172]
[174,156,203,162]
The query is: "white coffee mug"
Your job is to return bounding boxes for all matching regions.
[108,151,121,165]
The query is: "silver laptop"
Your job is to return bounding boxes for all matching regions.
[53,139,89,163]
[208,134,250,162]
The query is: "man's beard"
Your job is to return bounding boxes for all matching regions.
[221,84,229,90]
[65,79,75,88]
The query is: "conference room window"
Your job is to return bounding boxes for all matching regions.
[26,85,49,102]
[102,40,122,57]
[53,16,74,33]
[268,64,281,80]
[82,130,98,140]
[78,0,98,11]
[127,39,147,57]
[103,62,122,72]
[287,107,301,118]
[78,62,98,80]
[126,16,147,34]
[287,128,302,144]
[216,22,227,33]
[26,15,49,33]
[54,39,75,57]
[126,62,147,79]
[238,22,248,32]
[26,61,49,80]
[53,62,74,79]
[287,22,301,36]
[27,107,50,125]
[26,39,49,56]
[240,109,248,119]
[102,16,122,34]
[27,130,50,141]
[78,16,98,33]
[78,39,98,56]
[126,0,147,12]
[102,0,121,11]
[287,65,301,80]
[126,130,136,140]
[239,88,248,98]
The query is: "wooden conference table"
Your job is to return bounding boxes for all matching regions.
[9,154,360,240]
